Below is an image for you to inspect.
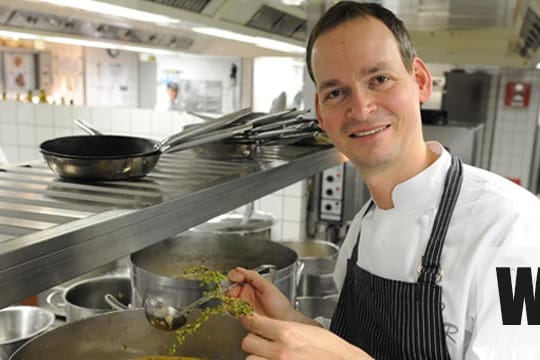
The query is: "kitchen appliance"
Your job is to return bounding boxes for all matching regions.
[9,309,246,360]
[423,123,484,166]
[310,161,368,244]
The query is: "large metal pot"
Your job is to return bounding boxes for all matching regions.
[130,234,298,309]
[295,294,339,320]
[0,306,55,360]
[10,309,247,360]
[46,276,131,322]
[188,208,274,241]
[279,240,339,297]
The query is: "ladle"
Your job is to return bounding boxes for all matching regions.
[144,264,276,331]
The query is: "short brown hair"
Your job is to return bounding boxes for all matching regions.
[306,1,417,83]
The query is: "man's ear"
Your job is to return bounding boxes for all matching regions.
[314,92,326,130]
[413,57,432,103]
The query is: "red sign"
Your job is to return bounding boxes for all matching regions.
[504,82,531,107]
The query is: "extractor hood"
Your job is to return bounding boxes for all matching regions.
[0,0,308,57]
[0,0,538,67]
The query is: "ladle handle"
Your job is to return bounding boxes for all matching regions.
[105,293,129,311]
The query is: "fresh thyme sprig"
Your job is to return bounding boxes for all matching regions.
[170,265,253,354]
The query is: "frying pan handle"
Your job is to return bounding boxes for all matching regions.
[158,107,252,149]
[74,119,102,135]
[161,122,254,153]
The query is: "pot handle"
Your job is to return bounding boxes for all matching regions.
[257,264,276,284]
[295,260,305,288]
[45,288,66,310]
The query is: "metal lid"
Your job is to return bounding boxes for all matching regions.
[190,211,274,235]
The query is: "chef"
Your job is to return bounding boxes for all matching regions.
[0,145,7,164]
[228,2,540,359]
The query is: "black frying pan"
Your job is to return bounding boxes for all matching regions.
[39,108,252,181]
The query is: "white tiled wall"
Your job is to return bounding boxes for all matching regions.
[489,69,540,188]
[0,102,308,239]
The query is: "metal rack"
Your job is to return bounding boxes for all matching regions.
[0,145,345,307]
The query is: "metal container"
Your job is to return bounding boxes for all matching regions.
[130,234,298,309]
[279,240,339,297]
[295,294,339,320]
[188,210,274,241]
[45,276,131,322]
[37,257,130,318]
[0,306,54,360]
[10,309,246,360]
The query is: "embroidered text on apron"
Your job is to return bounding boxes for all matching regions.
[330,155,463,360]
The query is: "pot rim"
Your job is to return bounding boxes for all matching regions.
[0,306,55,345]
[279,240,339,260]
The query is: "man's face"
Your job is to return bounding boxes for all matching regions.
[312,17,432,173]
[167,88,178,101]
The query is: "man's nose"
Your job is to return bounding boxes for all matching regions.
[348,86,376,119]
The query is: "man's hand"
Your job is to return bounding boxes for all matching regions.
[227,266,296,321]
[241,313,373,360]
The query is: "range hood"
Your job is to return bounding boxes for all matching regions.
[0,0,308,57]
[0,0,538,67]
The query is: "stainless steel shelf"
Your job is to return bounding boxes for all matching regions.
[0,145,345,307]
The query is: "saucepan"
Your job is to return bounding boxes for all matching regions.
[45,275,131,323]
[39,108,252,181]
[9,309,247,360]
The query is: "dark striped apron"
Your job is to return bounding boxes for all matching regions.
[330,155,463,360]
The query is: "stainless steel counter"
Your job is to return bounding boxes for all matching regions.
[0,145,345,308]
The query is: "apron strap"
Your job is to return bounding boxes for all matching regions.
[350,200,375,264]
[418,155,463,284]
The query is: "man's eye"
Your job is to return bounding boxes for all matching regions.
[325,89,342,100]
[374,75,389,84]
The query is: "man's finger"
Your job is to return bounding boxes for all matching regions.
[242,331,275,358]
[243,313,282,341]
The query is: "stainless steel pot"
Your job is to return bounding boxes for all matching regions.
[130,234,298,309]
[0,306,54,360]
[188,210,274,241]
[46,276,131,322]
[295,294,339,320]
[10,309,246,360]
[279,240,339,297]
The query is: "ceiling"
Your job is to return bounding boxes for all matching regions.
[0,0,538,67]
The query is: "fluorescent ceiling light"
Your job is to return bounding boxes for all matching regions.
[536,62,540,69]
[193,27,254,43]
[193,27,305,54]
[37,0,180,24]
[0,30,39,40]
[0,29,174,55]
[254,37,305,54]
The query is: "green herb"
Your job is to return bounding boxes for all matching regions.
[170,265,253,354]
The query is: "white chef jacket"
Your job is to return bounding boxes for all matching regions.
[0,145,7,164]
[333,142,540,360]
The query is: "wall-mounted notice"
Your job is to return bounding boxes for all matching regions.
[3,52,36,91]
